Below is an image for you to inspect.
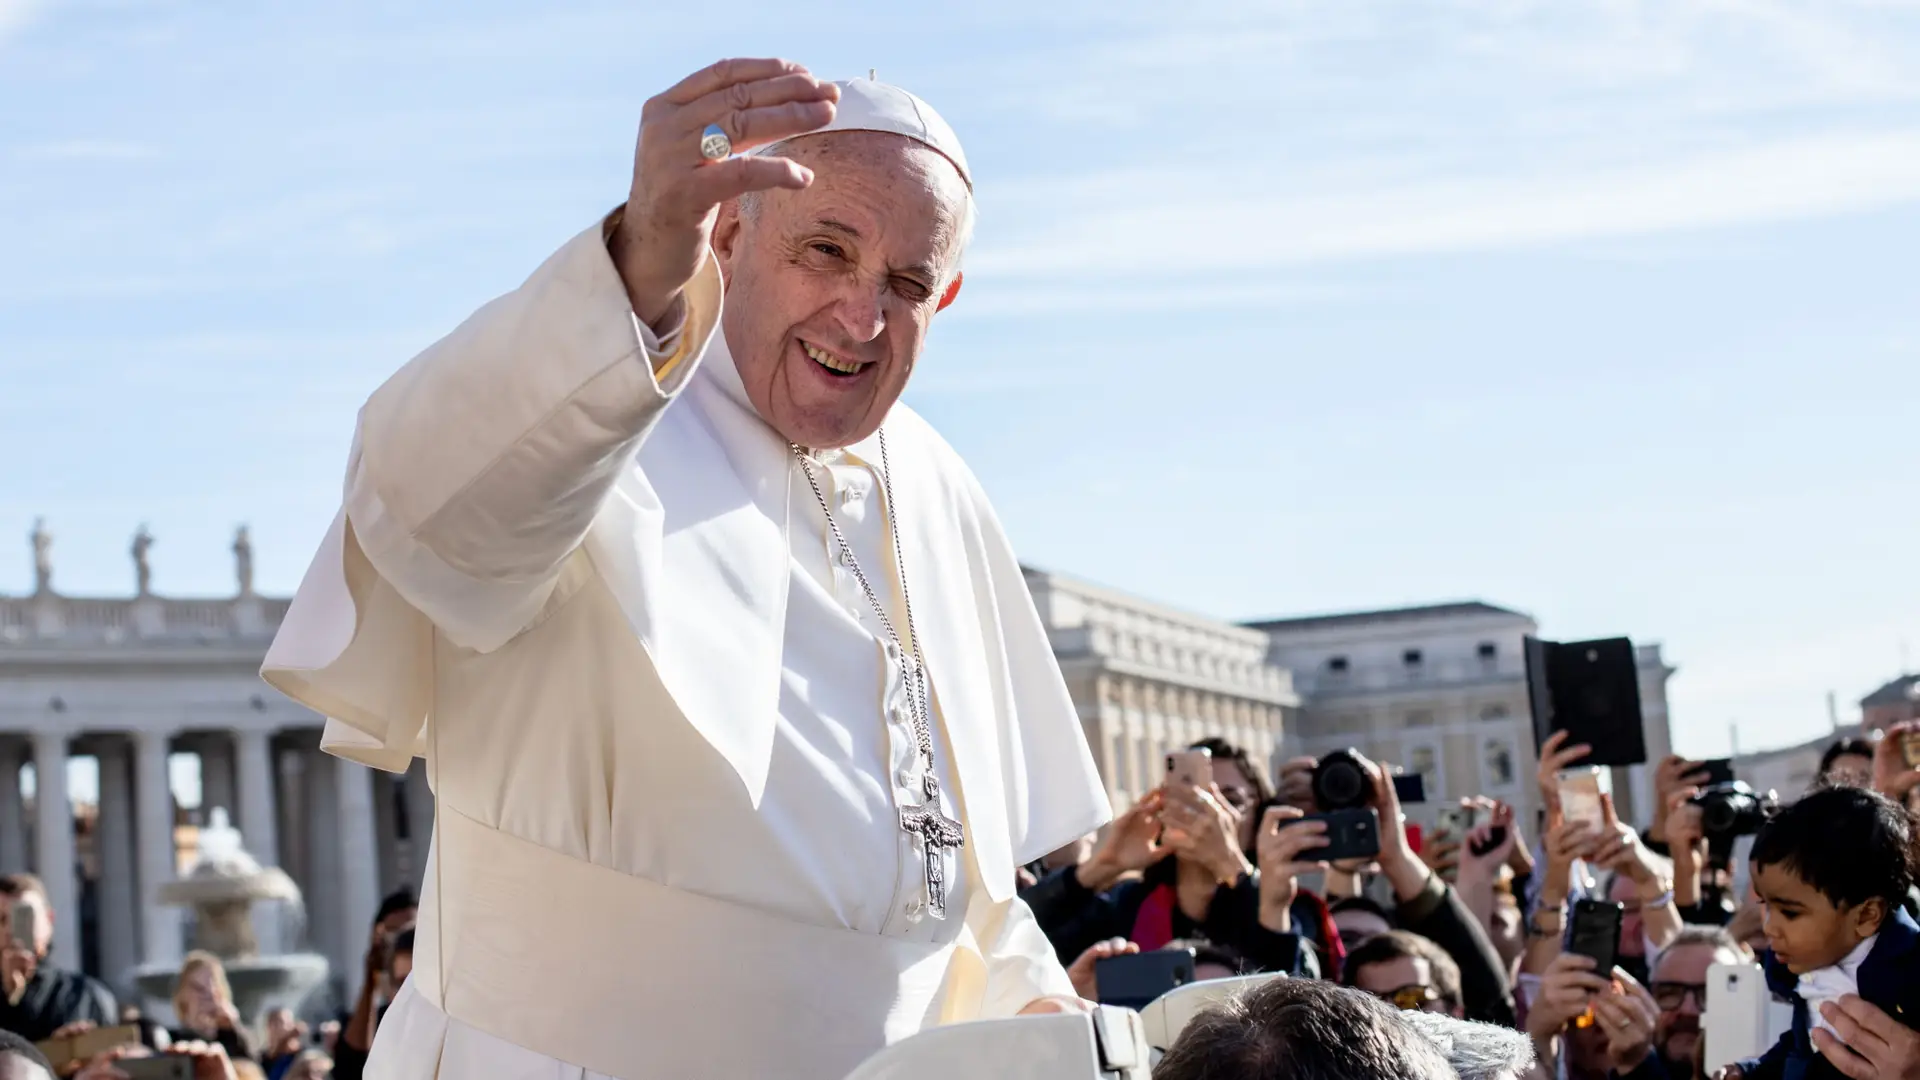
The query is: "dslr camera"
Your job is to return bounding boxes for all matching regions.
[1292,749,1381,862]
[1688,781,1776,851]
[1311,748,1373,811]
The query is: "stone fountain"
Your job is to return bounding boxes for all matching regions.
[133,808,330,1027]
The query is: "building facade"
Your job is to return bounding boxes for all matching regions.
[1863,674,1920,731]
[0,525,422,1015]
[1023,568,1298,814]
[1246,602,1677,833]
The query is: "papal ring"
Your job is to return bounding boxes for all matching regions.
[699,124,731,161]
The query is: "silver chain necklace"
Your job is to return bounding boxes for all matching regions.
[791,429,965,919]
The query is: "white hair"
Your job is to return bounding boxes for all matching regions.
[1398,1010,1538,1080]
[734,135,975,287]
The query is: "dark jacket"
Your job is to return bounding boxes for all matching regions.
[0,963,117,1042]
[1022,859,1324,979]
[1739,907,1920,1080]
[1392,870,1518,1028]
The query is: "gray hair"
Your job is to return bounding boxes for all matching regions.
[735,135,975,287]
[1398,1010,1537,1080]
[1155,979,1457,1080]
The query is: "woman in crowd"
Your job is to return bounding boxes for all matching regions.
[1022,737,1337,978]
[170,951,258,1065]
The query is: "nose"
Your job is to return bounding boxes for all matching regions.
[829,279,887,344]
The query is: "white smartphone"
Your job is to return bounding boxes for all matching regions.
[7,901,32,948]
[1435,805,1474,839]
[1556,766,1611,830]
[1705,962,1792,1075]
[1166,749,1213,790]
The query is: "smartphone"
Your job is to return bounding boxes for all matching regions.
[1703,962,1792,1076]
[1903,732,1920,770]
[1434,805,1474,840]
[1566,898,1624,975]
[1290,807,1380,862]
[1166,749,1213,790]
[1096,949,1197,1011]
[1392,773,1426,805]
[1556,766,1610,829]
[120,1057,195,1080]
[7,902,32,948]
[1695,758,1736,788]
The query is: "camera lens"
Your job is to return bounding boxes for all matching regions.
[1312,749,1370,811]
[1700,793,1737,835]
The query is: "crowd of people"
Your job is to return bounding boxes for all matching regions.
[4,720,1920,1079]
[0,880,416,1080]
[1026,720,1920,1080]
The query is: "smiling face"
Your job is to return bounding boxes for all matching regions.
[712,131,969,450]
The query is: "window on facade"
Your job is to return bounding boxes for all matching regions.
[1484,739,1517,789]
[1477,642,1497,660]
[1479,703,1510,722]
[1403,649,1423,666]
[1405,710,1435,727]
[1327,655,1349,673]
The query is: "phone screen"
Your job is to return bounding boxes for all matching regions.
[8,902,33,948]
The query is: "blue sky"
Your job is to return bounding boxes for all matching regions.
[3,0,1918,762]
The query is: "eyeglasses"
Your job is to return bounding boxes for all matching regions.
[1652,982,1707,1010]
[1374,984,1443,1012]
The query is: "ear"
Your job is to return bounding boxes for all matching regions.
[1852,897,1889,937]
[711,200,745,275]
[936,271,963,313]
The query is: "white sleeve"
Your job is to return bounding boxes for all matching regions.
[261,216,721,771]
[971,894,1077,1017]
[340,215,720,654]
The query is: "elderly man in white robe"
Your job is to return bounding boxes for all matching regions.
[261,59,1113,1080]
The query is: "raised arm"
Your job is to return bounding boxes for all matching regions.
[350,60,839,652]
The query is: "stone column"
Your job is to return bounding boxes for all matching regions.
[31,732,79,966]
[94,742,140,995]
[134,730,181,968]
[233,729,282,953]
[199,740,236,822]
[0,745,25,873]
[334,757,380,1003]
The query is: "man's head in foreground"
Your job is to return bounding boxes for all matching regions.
[1398,1009,1537,1080]
[0,1030,53,1080]
[1154,977,1457,1080]
[714,80,973,451]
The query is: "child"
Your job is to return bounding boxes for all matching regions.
[1724,785,1920,1080]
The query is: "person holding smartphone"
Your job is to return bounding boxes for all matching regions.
[0,874,116,1042]
[1022,738,1332,981]
[168,954,257,1065]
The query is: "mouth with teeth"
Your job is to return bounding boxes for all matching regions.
[801,339,870,378]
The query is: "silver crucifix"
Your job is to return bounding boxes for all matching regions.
[899,776,964,920]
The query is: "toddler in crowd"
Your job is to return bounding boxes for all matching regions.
[1723,785,1920,1080]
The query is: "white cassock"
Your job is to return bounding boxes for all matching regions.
[260,205,1112,1078]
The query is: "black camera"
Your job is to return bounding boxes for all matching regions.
[1312,749,1373,811]
[1689,782,1775,850]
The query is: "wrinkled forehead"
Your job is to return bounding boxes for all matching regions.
[768,132,968,248]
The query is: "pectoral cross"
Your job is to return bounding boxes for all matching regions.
[899,776,965,920]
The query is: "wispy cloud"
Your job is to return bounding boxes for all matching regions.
[975,129,1920,278]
